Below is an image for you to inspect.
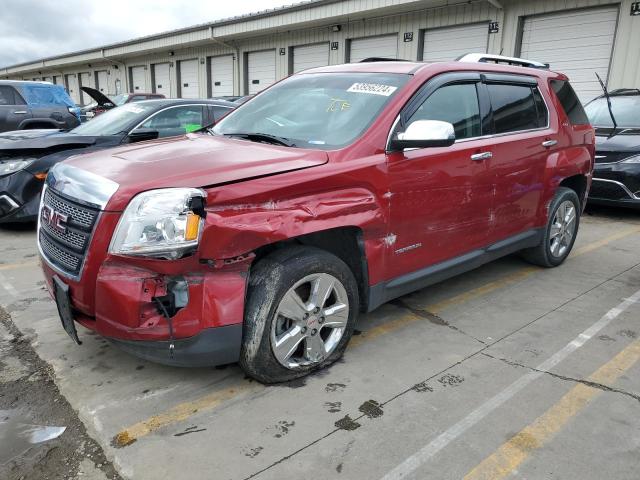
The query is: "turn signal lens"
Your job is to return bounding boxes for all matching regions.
[185,212,201,241]
[34,172,48,180]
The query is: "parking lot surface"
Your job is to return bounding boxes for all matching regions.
[1,207,639,480]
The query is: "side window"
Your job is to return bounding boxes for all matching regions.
[487,84,539,134]
[408,83,481,140]
[0,86,25,106]
[550,79,589,125]
[139,106,204,138]
[532,87,548,127]
[131,95,148,102]
[212,106,233,122]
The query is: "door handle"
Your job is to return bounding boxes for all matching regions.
[470,152,493,161]
[13,111,27,114]
[542,139,557,148]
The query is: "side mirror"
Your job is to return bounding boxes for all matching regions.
[389,120,456,151]
[128,128,159,143]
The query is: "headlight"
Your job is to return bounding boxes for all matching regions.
[109,188,206,259]
[621,154,640,164]
[0,158,35,176]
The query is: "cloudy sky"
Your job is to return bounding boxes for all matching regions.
[0,0,294,68]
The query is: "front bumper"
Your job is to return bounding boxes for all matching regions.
[108,325,243,367]
[0,170,44,223]
[588,163,640,208]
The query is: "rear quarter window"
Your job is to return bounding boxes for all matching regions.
[550,80,589,125]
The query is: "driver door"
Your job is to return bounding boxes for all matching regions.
[385,76,494,280]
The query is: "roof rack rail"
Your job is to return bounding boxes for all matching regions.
[359,57,410,63]
[456,53,549,70]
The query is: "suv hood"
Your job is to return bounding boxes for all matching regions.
[61,133,329,210]
[0,129,98,151]
[81,87,115,107]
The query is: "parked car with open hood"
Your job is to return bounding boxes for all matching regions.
[584,88,640,208]
[0,80,80,133]
[0,98,234,223]
[79,87,166,120]
[37,55,594,383]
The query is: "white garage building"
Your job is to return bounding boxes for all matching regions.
[1,0,638,104]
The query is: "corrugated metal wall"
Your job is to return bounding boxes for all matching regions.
[4,0,638,101]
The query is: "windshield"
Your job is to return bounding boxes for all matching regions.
[584,95,640,128]
[213,72,409,149]
[70,103,156,135]
[111,94,129,106]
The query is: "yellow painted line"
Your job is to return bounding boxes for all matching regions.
[352,226,640,347]
[0,260,39,271]
[113,225,640,446]
[112,383,258,447]
[464,339,640,480]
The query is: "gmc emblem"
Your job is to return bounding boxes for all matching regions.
[41,205,68,234]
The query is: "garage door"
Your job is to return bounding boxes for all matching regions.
[130,66,147,93]
[43,76,53,84]
[79,72,93,105]
[422,23,489,62]
[209,55,234,97]
[153,63,171,97]
[179,59,199,99]
[65,74,80,105]
[96,71,109,94]
[247,50,276,95]
[53,76,61,86]
[292,43,329,73]
[520,6,618,102]
[349,35,398,63]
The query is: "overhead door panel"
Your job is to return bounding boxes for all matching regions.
[43,76,52,83]
[130,66,147,93]
[520,6,618,102]
[210,55,234,97]
[349,35,398,63]
[293,43,329,73]
[79,72,93,105]
[153,63,171,97]
[65,74,80,105]
[96,71,109,94]
[423,23,489,62]
[179,59,199,99]
[247,50,276,95]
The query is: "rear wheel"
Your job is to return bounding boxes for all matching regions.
[522,187,580,267]
[240,246,358,383]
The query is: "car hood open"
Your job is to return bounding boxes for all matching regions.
[81,87,115,107]
[62,133,329,210]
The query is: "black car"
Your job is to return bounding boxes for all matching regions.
[0,80,81,132]
[585,89,640,209]
[0,98,235,223]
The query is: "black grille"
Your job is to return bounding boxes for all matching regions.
[39,188,99,276]
[589,180,632,200]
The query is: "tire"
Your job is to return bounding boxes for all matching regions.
[521,187,581,268]
[240,246,359,383]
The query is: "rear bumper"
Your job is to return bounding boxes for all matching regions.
[108,324,243,367]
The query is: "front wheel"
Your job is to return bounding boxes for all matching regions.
[522,187,580,267]
[240,246,359,383]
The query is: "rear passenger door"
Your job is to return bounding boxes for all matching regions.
[482,75,553,242]
[0,86,31,132]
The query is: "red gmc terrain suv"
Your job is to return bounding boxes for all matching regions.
[38,55,594,383]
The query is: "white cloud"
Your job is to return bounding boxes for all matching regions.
[0,0,295,67]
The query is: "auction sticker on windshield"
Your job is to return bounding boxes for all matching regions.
[347,83,398,96]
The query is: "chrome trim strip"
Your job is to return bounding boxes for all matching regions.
[46,163,119,209]
[591,178,639,200]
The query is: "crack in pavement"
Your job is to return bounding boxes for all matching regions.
[481,351,640,404]
[243,260,640,480]
[390,299,488,346]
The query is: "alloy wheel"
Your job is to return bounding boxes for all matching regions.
[549,200,577,258]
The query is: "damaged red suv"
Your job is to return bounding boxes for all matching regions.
[38,55,594,383]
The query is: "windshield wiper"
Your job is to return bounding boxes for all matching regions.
[595,72,618,139]
[223,132,296,147]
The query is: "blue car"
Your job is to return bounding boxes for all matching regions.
[0,80,81,133]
